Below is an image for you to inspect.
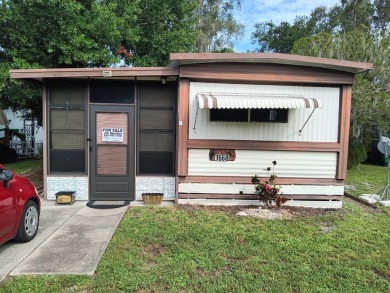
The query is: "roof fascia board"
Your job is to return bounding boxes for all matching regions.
[169,53,373,74]
[10,67,179,81]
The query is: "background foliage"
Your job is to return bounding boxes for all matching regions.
[0,0,243,122]
[252,0,390,167]
[2,0,389,168]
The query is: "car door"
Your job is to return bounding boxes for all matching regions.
[0,170,16,240]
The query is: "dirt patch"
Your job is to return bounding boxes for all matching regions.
[178,203,344,219]
[178,196,385,219]
[237,208,295,219]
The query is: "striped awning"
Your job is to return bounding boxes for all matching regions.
[196,93,322,109]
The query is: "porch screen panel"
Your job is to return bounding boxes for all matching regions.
[138,83,176,175]
[96,112,128,175]
[48,81,86,173]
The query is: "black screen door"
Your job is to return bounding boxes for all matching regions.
[89,105,135,201]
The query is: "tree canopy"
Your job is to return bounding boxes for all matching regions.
[293,29,390,142]
[251,0,382,53]
[194,0,244,52]
[251,0,390,166]
[0,0,243,122]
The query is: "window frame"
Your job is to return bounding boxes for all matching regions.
[136,83,176,176]
[209,108,289,123]
[47,80,87,174]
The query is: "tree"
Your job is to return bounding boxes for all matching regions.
[0,0,126,68]
[292,30,390,144]
[251,0,373,53]
[251,16,315,53]
[0,0,245,122]
[0,0,132,122]
[121,0,198,66]
[373,0,390,32]
[250,5,338,53]
[330,0,373,33]
[194,0,244,52]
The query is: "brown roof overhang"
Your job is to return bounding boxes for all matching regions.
[10,67,179,83]
[169,53,373,74]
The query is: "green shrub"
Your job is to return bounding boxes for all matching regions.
[348,142,367,169]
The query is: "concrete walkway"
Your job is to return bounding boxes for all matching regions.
[0,200,127,283]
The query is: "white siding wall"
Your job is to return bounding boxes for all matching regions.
[179,183,344,196]
[188,149,337,178]
[189,82,340,142]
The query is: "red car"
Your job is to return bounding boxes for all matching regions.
[0,164,40,245]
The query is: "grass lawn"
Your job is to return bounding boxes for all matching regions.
[1,198,390,292]
[2,159,43,188]
[345,163,388,197]
[2,159,42,174]
[1,162,389,292]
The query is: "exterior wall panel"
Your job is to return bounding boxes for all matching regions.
[47,177,88,200]
[178,183,344,196]
[189,82,340,142]
[188,149,337,178]
[136,177,176,200]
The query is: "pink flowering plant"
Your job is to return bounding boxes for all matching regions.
[251,161,287,209]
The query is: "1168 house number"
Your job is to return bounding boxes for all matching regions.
[209,149,236,162]
[215,154,229,161]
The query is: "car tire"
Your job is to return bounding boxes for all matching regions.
[14,200,39,242]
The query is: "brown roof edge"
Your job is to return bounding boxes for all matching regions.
[169,53,373,74]
[10,67,179,81]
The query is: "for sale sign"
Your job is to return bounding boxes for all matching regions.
[102,128,124,142]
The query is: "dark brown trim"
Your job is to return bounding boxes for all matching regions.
[178,193,342,201]
[179,176,344,185]
[179,63,355,85]
[43,82,48,200]
[175,176,179,204]
[337,85,352,179]
[187,139,341,152]
[170,53,373,74]
[177,79,190,176]
[10,67,179,81]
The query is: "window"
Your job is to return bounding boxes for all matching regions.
[250,109,288,123]
[210,108,288,123]
[48,81,86,173]
[90,80,134,104]
[137,83,176,175]
[210,109,248,122]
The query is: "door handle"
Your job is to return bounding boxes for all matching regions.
[87,138,93,152]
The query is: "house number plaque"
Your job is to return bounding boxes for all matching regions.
[209,149,236,162]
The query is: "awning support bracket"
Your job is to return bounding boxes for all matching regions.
[299,108,316,135]
[193,104,200,131]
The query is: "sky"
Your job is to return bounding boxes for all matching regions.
[234,0,341,52]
